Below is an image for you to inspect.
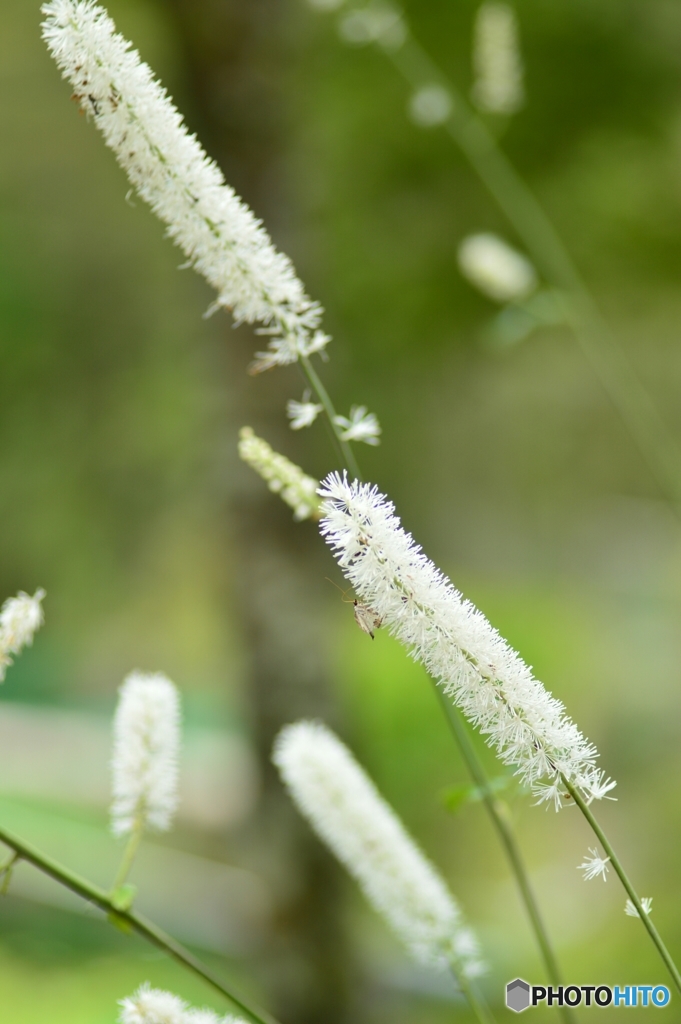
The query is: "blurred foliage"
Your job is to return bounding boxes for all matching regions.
[3,0,681,1019]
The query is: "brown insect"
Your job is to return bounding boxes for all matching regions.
[326,578,382,640]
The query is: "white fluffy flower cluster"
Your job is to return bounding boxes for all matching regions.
[41,0,330,373]
[111,672,181,837]
[471,2,524,115]
[319,474,615,809]
[238,427,321,521]
[578,847,610,882]
[119,984,246,1024]
[458,233,537,303]
[274,720,485,977]
[0,589,45,682]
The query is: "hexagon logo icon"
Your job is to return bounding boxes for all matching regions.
[506,978,531,1012]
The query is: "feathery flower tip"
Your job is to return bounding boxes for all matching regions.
[119,983,247,1024]
[458,233,537,303]
[110,671,181,837]
[238,427,321,520]
[318,473,612,808]
[0,588,46,682]
[578,848,611,882]
[41,0,327,372]
[274,720,485,976]
[472,2,524,115]
[287,398,323,430]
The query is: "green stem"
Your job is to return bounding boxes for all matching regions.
[300,354,363,480]
[383,35,681,517]
[435,689,577,1024]
[562,777,681,995]
[451,960,497,1024]
[111,814,144,892]
[0,825,282,1024]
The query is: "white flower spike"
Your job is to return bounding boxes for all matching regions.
[318,474,614,808]
[274,721,485,977]
[333,406,381,445]
[0,589,46,682]
[42,0,328,373]
[119,983,247,1024]
[578,848,611,882]
[111,671,181,837]
[238,427,321,521]
[472,2,524,115]
[458,233,537,303]
[287,396,324,430]
[625,897,653,918]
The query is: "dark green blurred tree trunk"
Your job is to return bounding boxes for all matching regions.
[162,2,350,1021]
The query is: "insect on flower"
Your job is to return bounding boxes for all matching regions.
[326,578,382,639]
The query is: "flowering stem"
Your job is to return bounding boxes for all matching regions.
[382,35,681,517]
[451,962,497,1024]
[300,354,362,479]
[562,776,681,995]
[0,824,282,1024]
[111,813,144,892]
[435,690,577,1024]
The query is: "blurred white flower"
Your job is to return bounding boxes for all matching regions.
[471,2,524,115]
[287,396,323,430]
[333,406,381,445]
[408,84,453,128]
[111,672,181,837]
[578,848,611,882]
[458,233,537,302]
[0,589,45,682]
[338,1,407,50]
[319,474,613,809]
[119,983,245,1024]
[238,427,321,520]
[625,897,653,918]
[42,0,328,374]
[274,721,485,977]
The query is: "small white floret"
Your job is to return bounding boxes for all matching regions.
[0,589,46,682]
[409,85,453,128]
[333,406,381,445]
[458,233,537,303]
[578,847,610,882]
[625,897,653,918]
[274,720,485,977]
[110,672,181,837]
[287,397,324,430]
[119,983,247,1024]
[338,1,407,50]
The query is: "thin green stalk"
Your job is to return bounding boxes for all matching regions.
[435,689,577,1024]
[382,35,681,517]
[562,777,681,995]
[300,353,363,480]
[0,825,282,1024]
[111,814,143,892]
[452,961,497,1024]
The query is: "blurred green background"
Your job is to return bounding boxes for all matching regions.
[3,0,681,1019]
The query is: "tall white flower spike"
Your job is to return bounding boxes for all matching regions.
[472,2,524,115]
[0,589,46,682]
[458,233,537,303]
[319,474,616,809]
[119,984,247,1024]
[578,847,611,882]
[238,427,321,521]
[111,671,181,837]
[41,0,328,373]
[274,720,485,978]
